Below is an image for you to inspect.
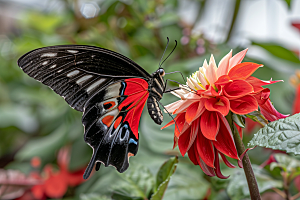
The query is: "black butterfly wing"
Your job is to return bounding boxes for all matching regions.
[17,45,150,112]
[18,45,151,179]
[82,78,149,179]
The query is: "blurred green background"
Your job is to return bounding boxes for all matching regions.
[1,0,300,199]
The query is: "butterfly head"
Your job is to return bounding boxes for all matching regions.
[157,68,165,77]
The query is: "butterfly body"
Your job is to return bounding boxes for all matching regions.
[17,45,167,179]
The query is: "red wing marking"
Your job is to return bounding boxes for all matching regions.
[102,115,114,127]
[118,78,149,139]
[114,116,123,129]
[104,101,116,109]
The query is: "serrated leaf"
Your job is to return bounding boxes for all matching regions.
[111,164,155,199]
[248,114,300,154]
[269,154,300,172]
[227,165,282,200]
[151,157,178,200]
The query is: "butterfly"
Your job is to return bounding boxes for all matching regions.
[17,42,179,179]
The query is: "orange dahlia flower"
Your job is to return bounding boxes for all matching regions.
[162,49,288,178]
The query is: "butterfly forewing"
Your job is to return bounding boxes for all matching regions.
[18,45,150,112]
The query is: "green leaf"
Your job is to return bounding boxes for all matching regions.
[80,193,111,200]
[227,165,282,200]
[248,114,300,154]
[232,113,245,128]
[245,111,268,127]
[111,164,155,199]
[151,157,178,200]
[163,163,210,200]
[269,154,300,172]
[15,125,67,161]
[284,0,292,9]
[252,42,300,64]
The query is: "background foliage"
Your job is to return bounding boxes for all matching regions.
[0,0,300,199]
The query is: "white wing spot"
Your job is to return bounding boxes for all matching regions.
[86,79,106,93]
[49,64,57,69]
[67,50,78,54]
[42,61,48,65]
[67,70,80,77]
[57,69,63,73]
[151,111,155,114]
[76,75,93,85]
[41,53,57,57]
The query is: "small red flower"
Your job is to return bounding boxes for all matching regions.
[163,49,288,178]
[31,146,86,199]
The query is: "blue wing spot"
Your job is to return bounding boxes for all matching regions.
[129,138,137,145]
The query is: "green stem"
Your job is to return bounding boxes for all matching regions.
[225,0,241,42]
[227,112,261,200]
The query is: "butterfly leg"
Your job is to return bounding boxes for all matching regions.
[163,79,196,93]
[156,99,181,134]
[165,71,186,82]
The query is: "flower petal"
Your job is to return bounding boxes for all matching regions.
[229,49,248,70]
[186,102,199,124]
[205,55,218,86]
[253,88,270,105]
[246,76,282,93]
[198,71,208,88]
[178,127,193,156]
[205,96,230,116]
[223,80,254,99]
[44,173,68,198]
[203,59,209,69]
[230,95,258,115]
[228,62,262,80]
[293,85,300,114]
[189,76,203,90]
[213,115,239,159]
[199,157,215,177]
[173,136,178,149]
[200,111,220,140]
[216,50,232,78]
[186,100,206,124]
[234,122,243,139]
[174,100,198,114]
[260,99,289,121]
[197,130,215,168]
[188,142,200,165]
[164,100,184,114]
[214,150,229,179]
[215,75,232,86]
[220,153,236,168]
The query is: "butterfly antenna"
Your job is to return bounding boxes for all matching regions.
[160,40,177,66]
[156,100,181,134]
[159,37,170,69]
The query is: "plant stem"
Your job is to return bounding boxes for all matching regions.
[225,0,241,42]
[282,172,291,200]
[227,112,261,200]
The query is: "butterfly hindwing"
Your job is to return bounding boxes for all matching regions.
[82,78,149,178]
[17,45,150,112]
